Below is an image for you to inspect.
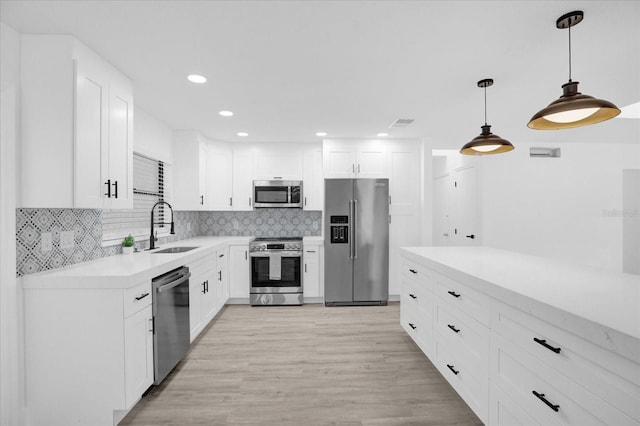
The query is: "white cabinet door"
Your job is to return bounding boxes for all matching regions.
[388,140,421,296]
[232,150,254,211]
[452,166,479,246]
[206,145,233,211]
[106,82,133,209]
[198,143,208,209]
[217,248,229,305]
[303,146,324,210]
[323,140,357,178]
[356,141,388,178]
[303,247,321,298]
[200,268,218,324]
[189,270,205,341]
[74,62,108,209]
[229,245,250,299]
[124,305,153,407]
[253,148,303,180]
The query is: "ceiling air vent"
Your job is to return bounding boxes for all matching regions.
[390,118,415,128]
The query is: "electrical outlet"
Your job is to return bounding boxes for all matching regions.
[41,232,52,252]
[233,220,239,230]
[60,230,75,249]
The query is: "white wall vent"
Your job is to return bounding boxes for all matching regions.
[390,118,415,128]
[530,147,561,158]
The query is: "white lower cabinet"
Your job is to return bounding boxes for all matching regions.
[23,280,153,426]
[229,244,250,300]
[302,238,323,301]
[189,252,217,342]
[399,251,640,426]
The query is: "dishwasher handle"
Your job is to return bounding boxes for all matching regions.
[156,273,190,293]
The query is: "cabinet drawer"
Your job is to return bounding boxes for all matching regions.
[435,275,490,326]
[435,302,489,375]
[492,333,637,426]
[402,278,432,313]
[402,260,435,292]
[435,339,488,424]
[401,301,433,356]
[189,252,216,278]
[490,382,541,426]
[123,281,152,317]
[492,300,640,422]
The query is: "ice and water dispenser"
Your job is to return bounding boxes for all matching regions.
[329,215,349,244]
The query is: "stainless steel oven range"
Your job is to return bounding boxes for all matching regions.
[249,237,303,305]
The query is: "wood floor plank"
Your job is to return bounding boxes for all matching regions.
[120,303,482,426]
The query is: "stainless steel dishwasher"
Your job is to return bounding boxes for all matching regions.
[152,266,190,385]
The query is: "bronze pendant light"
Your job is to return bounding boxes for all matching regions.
[528,11,620,130]
[460,78,514,155]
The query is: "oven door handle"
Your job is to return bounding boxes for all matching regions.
[249,252,302,258]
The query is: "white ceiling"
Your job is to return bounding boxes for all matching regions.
[2,0,639,149]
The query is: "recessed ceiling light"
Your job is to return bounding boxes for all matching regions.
[316,132,327,137]
[187,74,207,84]
[237,132,249,137]
[219,110,234,117]
[377,133,389,137]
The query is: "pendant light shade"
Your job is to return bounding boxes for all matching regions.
[460,79,514,156]
[528,11,620,130]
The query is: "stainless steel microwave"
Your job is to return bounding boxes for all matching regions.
[253,180,303,208]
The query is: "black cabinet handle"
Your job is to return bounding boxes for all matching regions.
[532,391,560,412]
[229,197,233,206]
[533,337,561,354]
[135,292,149,301]
[447,324,460,333]
[112,180,118,199]
[200,195,204,205]
[447,364,459,375]
[409,294,417,300]
[104,179,111,197]
[466,234,475,239]
[202,281,207,294]
[218,271,222,281]
[408,323,416,330]
[219,254,224,258]
[409,269,417,274]
[447,290,461,298]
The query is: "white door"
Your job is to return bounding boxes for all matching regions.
[433,173,452,246]
[388,142,421,295]
[452,166,479,246]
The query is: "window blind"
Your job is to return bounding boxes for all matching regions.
[102,153,172,243]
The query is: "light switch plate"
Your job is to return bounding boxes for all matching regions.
[41,232,52,252]
[60,230,75,249]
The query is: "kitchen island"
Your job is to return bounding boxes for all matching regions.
[399,246,640,426]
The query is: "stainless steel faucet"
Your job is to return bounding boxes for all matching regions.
[149,200,175,250]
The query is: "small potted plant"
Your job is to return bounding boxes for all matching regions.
[122,234,135,255]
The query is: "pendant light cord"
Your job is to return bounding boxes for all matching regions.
[484,85,488,125]
[568,24,572,82]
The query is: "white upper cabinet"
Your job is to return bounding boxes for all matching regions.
[232,149,254,211]
[20,35,133,209]
[302,146,324,210]
[205,145,233,211]
[323,139,388,179]
[252,146,303,181]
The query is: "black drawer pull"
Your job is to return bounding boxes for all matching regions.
[447,290,461,298]
[409,294,417,300]
[409,269,417,274]
[532,390,559,412]
[447,324,460,333]
[446,364,459,375]
[408,323,416,330]
[135,292,149,301]
[533,337,561,354]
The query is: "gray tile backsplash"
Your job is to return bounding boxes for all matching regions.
[16,208,321,276]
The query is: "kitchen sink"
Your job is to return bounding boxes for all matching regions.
[152,246,199,254]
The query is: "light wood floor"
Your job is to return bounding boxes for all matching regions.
[120,303,482,426]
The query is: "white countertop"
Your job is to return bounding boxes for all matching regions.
[400,246,640,360]
[22,236,254,290]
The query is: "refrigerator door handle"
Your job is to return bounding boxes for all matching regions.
[353,199,358,259]
[349,200,354,259]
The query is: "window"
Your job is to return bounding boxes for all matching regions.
[102,153,172,244]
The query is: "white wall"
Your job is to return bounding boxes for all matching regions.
[480,140,640,272]
[0,22,23,426]
[133,106,174,164]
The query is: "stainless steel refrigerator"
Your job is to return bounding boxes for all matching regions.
[324,178,389,306]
